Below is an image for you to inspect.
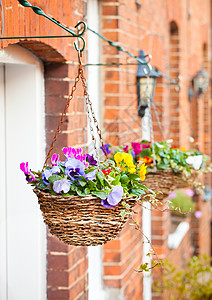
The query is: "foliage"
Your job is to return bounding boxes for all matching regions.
[153,255,212,300]
[20,147,154,209]
[168,189,195,215]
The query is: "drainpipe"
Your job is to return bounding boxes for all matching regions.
[142,108,152,300]
[87,0,106,299]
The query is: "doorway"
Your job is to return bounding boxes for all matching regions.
[0,45,46,300]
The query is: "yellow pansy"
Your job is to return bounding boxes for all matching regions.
[181,146,186,152]
[114,152,125,164]
[139,163,147,181]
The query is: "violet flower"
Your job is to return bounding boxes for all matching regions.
[131,142,142,155]
[53,178,71,194]
[65,157,86,180]
[86,154,97,166]
[42,166,60,185]
[101,185,124,208]
[85,170,97,181]
[20,162,35,182]
[100,143,111,155]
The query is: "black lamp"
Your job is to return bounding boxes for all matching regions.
[136,50,159,118]
[192,69,209,95]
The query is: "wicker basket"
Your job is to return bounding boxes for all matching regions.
[143,169,183,199]
[34,188,137,246]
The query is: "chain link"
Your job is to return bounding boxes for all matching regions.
[43,62,107,169]
[79,68,107,158]
[43,68,81,169]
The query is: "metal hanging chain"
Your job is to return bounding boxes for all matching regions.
[152,102,166,141]
[145,77,157,169]
[43,68,81,168]
[79,67,107,158]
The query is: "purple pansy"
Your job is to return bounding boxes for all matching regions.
[53,178,72,194]
[42,166,60,185]
[100,143,111,155]
[131,142,142,155]
[101,185,124,208]
[20,162,35,182]
[86,154,97,166]
[85,170,97,181]
[65,157,86,180]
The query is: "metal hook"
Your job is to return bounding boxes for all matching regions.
[18,1,87,49]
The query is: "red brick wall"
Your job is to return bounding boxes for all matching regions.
[1,1,89,300]
[1,0,211,299]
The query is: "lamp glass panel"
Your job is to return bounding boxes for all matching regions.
[139,77,156,105]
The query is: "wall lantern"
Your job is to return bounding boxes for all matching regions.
[189,69,210,101]
[136,50,160,118]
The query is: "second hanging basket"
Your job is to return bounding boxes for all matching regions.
[34,188,137,246]
[143,169,184,199]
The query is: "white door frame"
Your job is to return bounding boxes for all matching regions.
[0,44,46,300]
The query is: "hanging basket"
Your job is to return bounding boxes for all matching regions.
[143,169,183,199]
[34,188,137,246]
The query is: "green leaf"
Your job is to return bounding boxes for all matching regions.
[78,180,87,187]
[120,174,130,184]
[48,174,61,184]
[96,171,105,186]
[131,188,146,196]
[91,190,107,199]
[112,174,120,185]
[120,210,127,218]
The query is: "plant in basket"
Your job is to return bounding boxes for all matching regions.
[20,146,155,246]
[105,139,211,198]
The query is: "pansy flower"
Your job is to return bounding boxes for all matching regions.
[142,156,153,164]
[53,178,72,194]
[101,185,124,208]
[100,143,111,155]
[139,163,147,181]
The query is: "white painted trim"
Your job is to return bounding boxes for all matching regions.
[142,108,152,300]
[0,64,7,300]
[168,222,190,249]
[0,45,46,300]
[87,1,106,299]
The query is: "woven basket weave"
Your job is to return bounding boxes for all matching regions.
[34,188,137,246]
[143,169,183,199]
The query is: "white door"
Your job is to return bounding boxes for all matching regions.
[0,45,46,300]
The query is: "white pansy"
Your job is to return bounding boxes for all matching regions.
[186,155,203,170]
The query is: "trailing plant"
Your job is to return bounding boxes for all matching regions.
[153,255,212,300]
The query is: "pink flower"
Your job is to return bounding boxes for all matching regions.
[131,142,142,155]
[20,162,35,182]
[123,145,129,153]
[51,154,60,166]
[141,143,150,149]
[184,189,194,197]
[194,211,202,218]
[168,192,176,199]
